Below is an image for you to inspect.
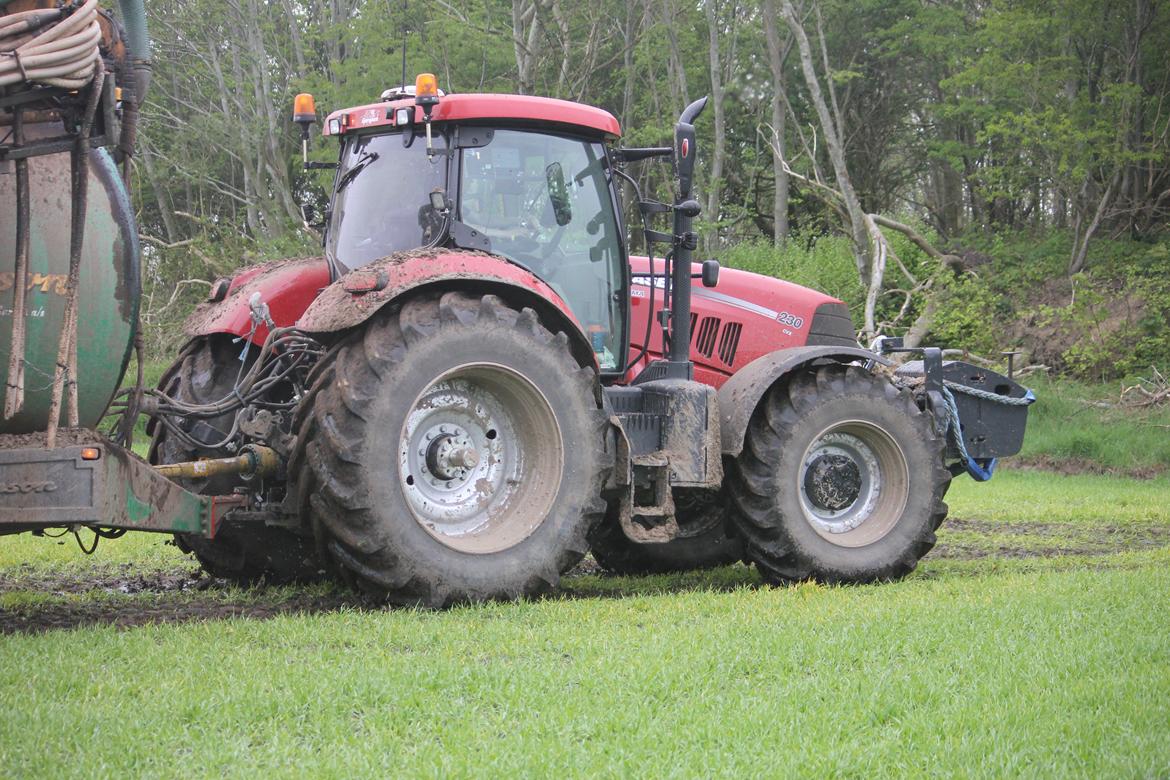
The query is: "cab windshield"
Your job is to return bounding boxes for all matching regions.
[325,126,625,371]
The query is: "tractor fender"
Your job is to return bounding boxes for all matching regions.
[717,345,890,456]
[183,256,333,345]
[296,249,597,370]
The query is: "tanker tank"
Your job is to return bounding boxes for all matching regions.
[0,127,140,433]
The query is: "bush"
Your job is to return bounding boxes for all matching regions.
[926,231,1170,380]
[927,273,1008,356]
[721,233,865,321]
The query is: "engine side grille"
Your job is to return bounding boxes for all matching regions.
[717,321,742,365]
[694,316,720,357]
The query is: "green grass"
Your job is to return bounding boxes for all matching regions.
[2,563,1168,778]
[947,468,1170,525]
[1,470,1168,778]
[0,528,186,572]
[1014,374,1170,474]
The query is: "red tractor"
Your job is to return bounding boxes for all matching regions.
[141,76,1032,604]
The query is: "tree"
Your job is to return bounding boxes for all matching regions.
[761,0,792,245]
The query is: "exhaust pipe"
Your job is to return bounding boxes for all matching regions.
[667,96,707,368]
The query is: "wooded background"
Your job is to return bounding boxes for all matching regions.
[133,0,1170,380]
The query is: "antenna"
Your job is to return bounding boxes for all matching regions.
[400,0,408,89]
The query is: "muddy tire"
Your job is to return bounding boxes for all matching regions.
[151,336,322,584]
[292,292,608,607]
[727,363,950,584]
[587,489,743,574]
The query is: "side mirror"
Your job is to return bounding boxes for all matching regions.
[545,162,572,226]
[701,259,720,287]
[429,188,451,214]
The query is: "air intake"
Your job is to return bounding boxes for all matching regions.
[694,316,720,357]
[717,322,742,365]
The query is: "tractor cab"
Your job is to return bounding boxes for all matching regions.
[304,79,630,371]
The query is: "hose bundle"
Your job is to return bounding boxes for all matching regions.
[0,0,101,89]
[109,327,326,451]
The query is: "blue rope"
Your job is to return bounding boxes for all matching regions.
[937,377,1036,482]
[941,386,993,481]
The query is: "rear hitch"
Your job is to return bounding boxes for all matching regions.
[0,435,252,539]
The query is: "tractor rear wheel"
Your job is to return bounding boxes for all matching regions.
[151,336,322,584]
[293,292,608,607]
[727,363,950,584]
[587,488,743,574]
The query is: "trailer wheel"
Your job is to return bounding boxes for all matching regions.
[587,488,743,574]
[727,363,950,584]
[152,336,322,584]
[294,292,608,607]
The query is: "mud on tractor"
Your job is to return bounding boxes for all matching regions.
[0,4,1033,607]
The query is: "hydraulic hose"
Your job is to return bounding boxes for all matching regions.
[0,0,101,89]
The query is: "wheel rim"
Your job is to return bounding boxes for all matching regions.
[398,362,563,554]
[796,420,909,548]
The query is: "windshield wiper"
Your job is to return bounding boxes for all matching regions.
[335,151,380,194]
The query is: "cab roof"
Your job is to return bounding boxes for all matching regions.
[323,93,622,140]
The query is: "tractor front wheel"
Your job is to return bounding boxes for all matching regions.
[293,292,608,607]
[727,363,950,584]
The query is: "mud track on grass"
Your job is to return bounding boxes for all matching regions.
[930,518,1170,560]
[1007,456,1167,480]
[0,564,373,635]
[3,522,1169,635]
[0,558,613,635]
[0,590,370,635]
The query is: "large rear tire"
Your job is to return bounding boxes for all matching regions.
[727,363,950,584]
[292,292,608,607]
[151,336,322,584]
[587,488,743,574]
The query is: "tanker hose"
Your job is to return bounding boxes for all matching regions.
[0,0,102,89]
[115,0,149,95]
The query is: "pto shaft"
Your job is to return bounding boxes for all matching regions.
[154,445,281,481]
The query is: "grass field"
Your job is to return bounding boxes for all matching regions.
[1016,374,1170,476]
[1,468,1168,778]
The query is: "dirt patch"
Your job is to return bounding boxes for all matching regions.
[4,519,1167,634]
[0,562,208,595]
[0,557,612,635]
[0,591,370,635]
[1004,273,1149,377]
[931,517,1170,560]
[944,518,1170,537]
[0,561,376,635]
[1006,455,1167,480]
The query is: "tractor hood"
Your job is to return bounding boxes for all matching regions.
[628,256,858,388]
